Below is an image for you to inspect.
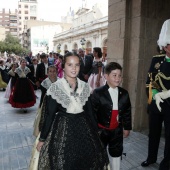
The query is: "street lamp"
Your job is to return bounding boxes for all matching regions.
[57,43,61,54]
[80,38,86,49]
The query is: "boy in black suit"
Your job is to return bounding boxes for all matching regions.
[92,62,132,170]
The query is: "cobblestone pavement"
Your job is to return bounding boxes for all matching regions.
[0,90,164,170]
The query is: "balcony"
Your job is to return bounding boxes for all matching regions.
[10,23,17,27]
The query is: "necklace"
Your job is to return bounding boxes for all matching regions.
[64,77,79,101]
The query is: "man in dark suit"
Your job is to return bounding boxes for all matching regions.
[36,53,50,88]
[27,57,38,91]
[78,48,93,82]
[141,19,170,170]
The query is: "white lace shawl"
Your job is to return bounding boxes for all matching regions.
[0,65,6,70]
[15,66,30,78]
[41,77,53,90]
[47,78,91,114]
[8,69,15,76]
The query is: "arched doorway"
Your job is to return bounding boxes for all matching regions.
[73,43,78,53]
[86,41,92,55]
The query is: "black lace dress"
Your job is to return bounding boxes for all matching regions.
[38,78,109,170]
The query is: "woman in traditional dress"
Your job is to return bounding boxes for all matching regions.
[32,52,108,170]
[0,59,8,91]
[4,63,18,99]
[88,47,106,92]
[33,65,57,137]
[29,65,57,169]
[9,59,36,113]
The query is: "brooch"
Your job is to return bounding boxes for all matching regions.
[154,62,160,69]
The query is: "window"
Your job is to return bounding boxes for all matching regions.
[19,5,21,8]
[30,17,36,20]
[19,11,21,14]
[25,11,28,14]
[25,17,28,20]
[19,17,21,19]
[24,5,28,8]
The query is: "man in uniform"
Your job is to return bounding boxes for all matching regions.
[141,19,170,170]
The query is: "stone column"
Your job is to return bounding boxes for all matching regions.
[108,0,170,131]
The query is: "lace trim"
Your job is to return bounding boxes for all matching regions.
[8,69,15,76]
[79,82,91,105]
[0,65,6,70]
[47,82,70,109]
[15,67,30,78]
[41,77,52,90]
[47,78,91,110]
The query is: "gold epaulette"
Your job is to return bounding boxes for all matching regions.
[153,54,165,58]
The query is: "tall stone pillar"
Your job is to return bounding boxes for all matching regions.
[107,0,170,131]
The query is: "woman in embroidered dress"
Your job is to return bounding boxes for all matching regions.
[34,52,108,170]
[9,59,36,113]
[4,63,18,99]
[33,65,57,137]
[88,47,106,92]
[29,66,58,169]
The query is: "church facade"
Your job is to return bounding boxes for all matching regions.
[53,1,108,58]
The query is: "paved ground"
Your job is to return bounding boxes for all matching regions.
[0,90,165,170]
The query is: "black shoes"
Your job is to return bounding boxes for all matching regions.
[23,109,27,113]
[141,160,156,167]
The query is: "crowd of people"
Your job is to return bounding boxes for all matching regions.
[0,19,170,170]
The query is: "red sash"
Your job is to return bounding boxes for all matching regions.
[98,110,119,130]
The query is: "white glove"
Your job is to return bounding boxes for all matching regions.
[155,90,170,111]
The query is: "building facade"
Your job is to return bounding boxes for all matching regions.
[53,1,108,57]
[0,8,18,38]
[27,25,63,55]
[23,20,72,54]
[17,0,38,45]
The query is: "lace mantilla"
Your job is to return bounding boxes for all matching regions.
[0,65,6,70]
[41,77,53,90]
[15,66,30,78]
[8,69,15,76]
[47,78,91,113]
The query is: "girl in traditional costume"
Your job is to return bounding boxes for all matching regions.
[33,65,57,137]
[30,52,108,170]
[9,59,36,113]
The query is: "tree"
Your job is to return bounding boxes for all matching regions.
[0,33,28,55]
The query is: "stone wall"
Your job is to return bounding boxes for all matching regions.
[108,0,170,131]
